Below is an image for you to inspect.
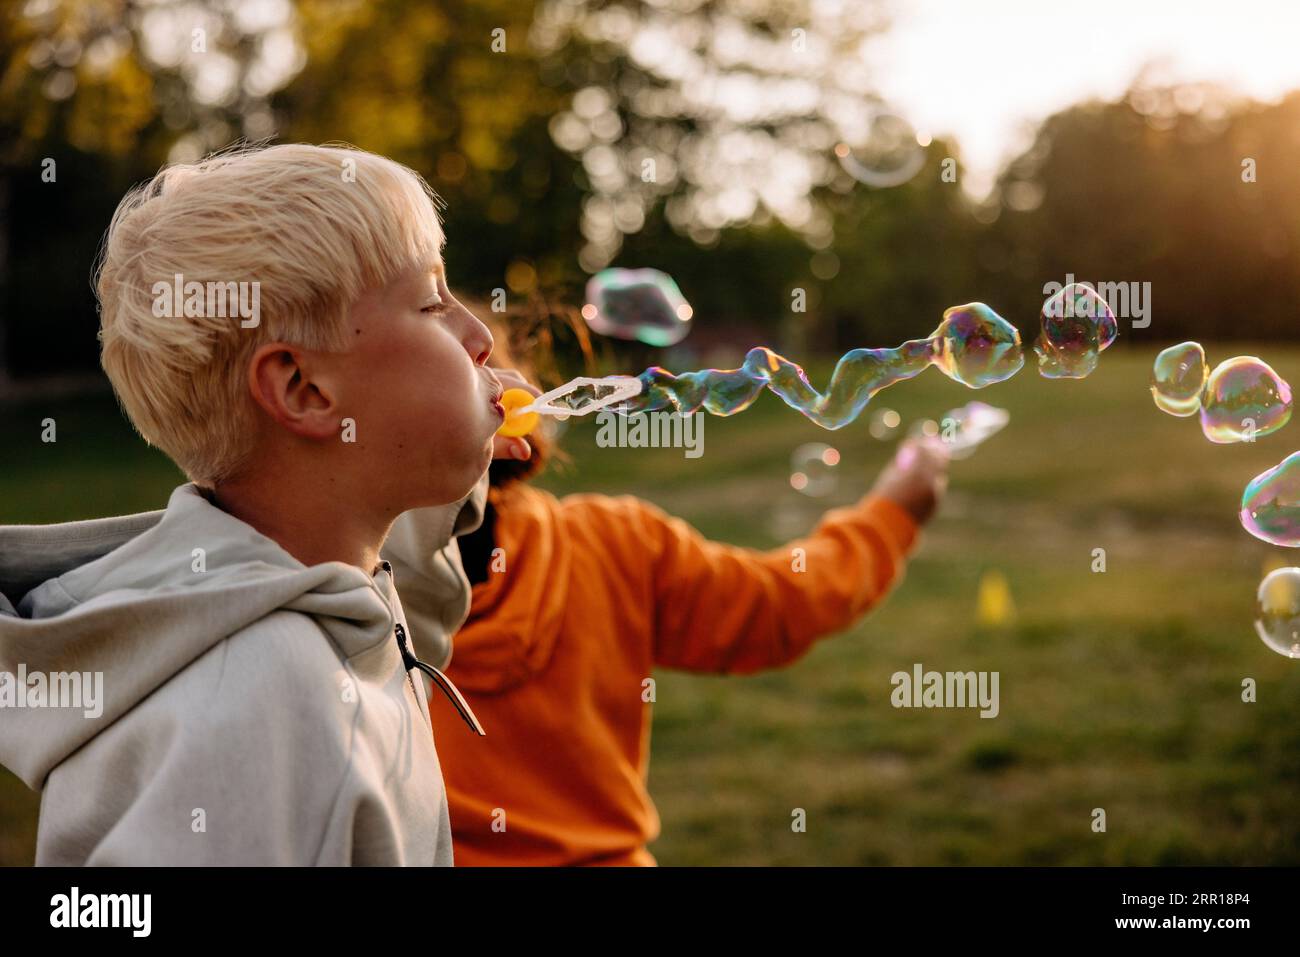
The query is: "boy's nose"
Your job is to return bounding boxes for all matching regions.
[466,314,494,365]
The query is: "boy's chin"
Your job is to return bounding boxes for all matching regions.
[397,438,493,510]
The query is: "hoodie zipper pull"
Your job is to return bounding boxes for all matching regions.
[394,622,486,736]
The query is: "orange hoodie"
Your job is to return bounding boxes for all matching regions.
[432,483,919,866]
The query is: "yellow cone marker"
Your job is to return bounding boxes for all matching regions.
[976,569,1016,627]
[497,387,540,438]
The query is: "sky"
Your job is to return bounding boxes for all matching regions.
[869,0,1300,196]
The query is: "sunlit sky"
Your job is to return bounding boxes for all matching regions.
[869,0,1300,196]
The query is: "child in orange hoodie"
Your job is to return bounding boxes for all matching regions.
[433,324,949,866]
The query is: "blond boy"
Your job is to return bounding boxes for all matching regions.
[0,144,523,865]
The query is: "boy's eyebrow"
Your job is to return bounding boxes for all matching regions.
[414,253,444,279]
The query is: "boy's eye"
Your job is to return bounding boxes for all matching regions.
[422,298,445,313]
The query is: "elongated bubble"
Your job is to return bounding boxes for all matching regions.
[1199,356,1293,443]
[628,340,936,428]
[1254,567,1300,658]
[1241,451,1300,546]
[1034,283,1118,379]
[1150,341,1207,417]
[624,303,1025,429]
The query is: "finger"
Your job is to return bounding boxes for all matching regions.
[491,434,527,460]
[921,440,951,465]
[913,437,950,464]
[896,437,938,468]
[893,442,918,470]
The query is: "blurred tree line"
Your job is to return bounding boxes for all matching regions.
[2,0,1298,386]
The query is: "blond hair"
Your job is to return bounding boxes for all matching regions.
[95,143,444,485]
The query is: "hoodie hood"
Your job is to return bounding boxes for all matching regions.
[381,477,486,670]
[447,483,571,693]
[0,481,483,789]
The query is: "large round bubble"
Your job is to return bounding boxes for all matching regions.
[1254,567,1300,658]
[929,303,1025,389]
[582,268,693,346]
[1241,451,1300,546]
[1199,356,1292,443]
[1033,283,1118,379]
[1150,341,1207,417]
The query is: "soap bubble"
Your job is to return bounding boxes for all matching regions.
[929,303,1025,389]
[583,268,693,346]
[1199,356,1293,443]
[1254,566,1300,658]
[790,443,840,496]
[869,407,902,440]
[1034,283,1118,379]
[629,340,935,429]
[590,302,1033,431]
[1241,451,1300,546]
[1150,341,1207,417]
[834,114,926,189]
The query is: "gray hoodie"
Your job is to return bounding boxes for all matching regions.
[0,478,487,866]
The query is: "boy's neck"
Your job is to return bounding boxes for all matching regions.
[207,473,393,575]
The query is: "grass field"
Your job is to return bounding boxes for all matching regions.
[3,344,1299,865]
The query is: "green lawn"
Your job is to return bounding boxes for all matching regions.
[2,345,1299,865]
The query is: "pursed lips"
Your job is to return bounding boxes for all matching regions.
[486,375,505,418]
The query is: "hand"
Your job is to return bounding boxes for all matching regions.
[491,368,540,462]
[870,437,950,526]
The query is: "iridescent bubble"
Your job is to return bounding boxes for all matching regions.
[834,114,926,188]
[1254,567,1300,658]
[1241,451,1300,546]
[629,340,936,429]
[869,407,902,440]
[790,443,840,497]
[1150,341,1207,417]
[551,302,1022,431]
[1033,283,1118,379]
[1199,356,1293,443]
[582,268,693,346]
[928,303,1025,389]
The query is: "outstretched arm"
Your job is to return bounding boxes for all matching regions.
[644,439,948,673]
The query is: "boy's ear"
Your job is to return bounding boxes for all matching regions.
[247,343,338,440]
